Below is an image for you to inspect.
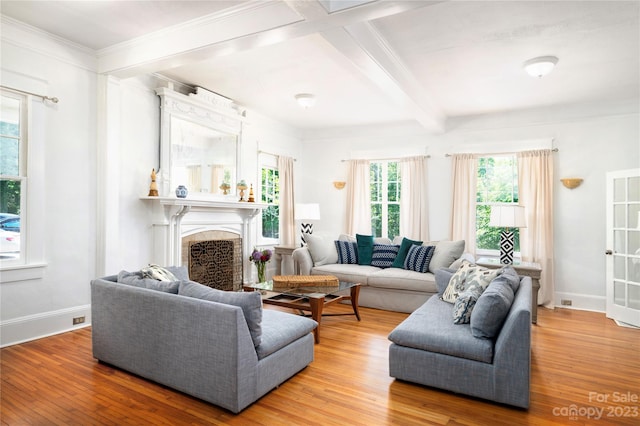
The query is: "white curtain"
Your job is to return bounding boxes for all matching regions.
[518,149,554,307]
[450,154,477,255]
[278,156,296,246]
[400,156,429,241]
[187,165,201,192]
[347,160,371,235]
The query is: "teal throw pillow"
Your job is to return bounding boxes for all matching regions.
[356,234,375,265]
[392,237,423,268]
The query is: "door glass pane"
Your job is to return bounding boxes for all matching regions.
[630,204,640,229]
[614,230,625,253]
[614,205,625,228]
[614,178,625,202]
[614,281,626,306]
[629,176,640,202]
[629,284,640,310]
[629,230,640,255]
[614,256,626,280]
[629,259,640,283]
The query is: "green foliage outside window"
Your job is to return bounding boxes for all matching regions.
[476,156,520,251]
[370,161,400,239]
[261,167,279,239]
[0,116,21,216]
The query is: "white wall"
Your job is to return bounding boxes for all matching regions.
[298,100,640,312]
[0,20,97,345]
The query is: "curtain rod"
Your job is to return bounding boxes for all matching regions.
[444,148,558,157]
[257,150,297,161]
[340,154,430,162]
[1,85,59,103]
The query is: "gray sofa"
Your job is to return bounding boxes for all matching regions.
[388,272,532,408]
[91,271,317,413]
[292,234,472,313]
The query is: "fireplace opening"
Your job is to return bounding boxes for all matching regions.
[182,231,242,291]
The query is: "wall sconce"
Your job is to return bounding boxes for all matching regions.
[560,178,583,189]
[333,181,346,190]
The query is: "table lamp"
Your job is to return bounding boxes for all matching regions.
[295,203,321,246]
[489,205,527,264]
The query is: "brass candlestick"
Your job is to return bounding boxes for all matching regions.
[248,184,255,202]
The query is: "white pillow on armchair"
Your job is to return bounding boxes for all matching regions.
[305,233,338,266]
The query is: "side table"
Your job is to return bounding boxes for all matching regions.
[273,245,299,276]
[476,257,541,324]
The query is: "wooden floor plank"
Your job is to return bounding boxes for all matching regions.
[2,305,639,425]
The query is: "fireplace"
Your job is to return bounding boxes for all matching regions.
[182,231,242,291]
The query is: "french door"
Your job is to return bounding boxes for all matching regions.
[606,168,640,327]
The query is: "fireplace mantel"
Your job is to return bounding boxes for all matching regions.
[142,196,267,281]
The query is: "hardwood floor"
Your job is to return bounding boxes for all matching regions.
[2,305,639,425]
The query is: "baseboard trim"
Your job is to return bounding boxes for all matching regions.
[1,304,91,347]
[554,292,605,313]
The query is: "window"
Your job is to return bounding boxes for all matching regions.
[370,161,400,239]
[476,155,520,253]
[261,162,279,240]
[0,91,25,262]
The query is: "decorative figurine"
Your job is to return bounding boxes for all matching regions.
[237,180,248,202]
[248,184,255,202]
[148,168,159,196]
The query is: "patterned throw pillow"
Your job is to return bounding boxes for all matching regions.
[371,244,400,268]
[392,237,423,268]
[442,261,476,303]
[335,240,359,264]
[453,285,484,324]
[403,245,435,273]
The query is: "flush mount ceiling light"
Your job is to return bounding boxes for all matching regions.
[295,93,316,109]
[523,56,559,78]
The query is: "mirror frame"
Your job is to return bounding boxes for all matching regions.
[155,86,244,198]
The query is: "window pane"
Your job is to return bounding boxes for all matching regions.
[388,204,400,240]
[0,179,21,259]
[261,167,279,239]
[0,137,19,176]
[371,204,382,237]
[262,205,279,239]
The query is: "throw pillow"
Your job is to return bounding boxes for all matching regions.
[464,267,503,295]
[453,285,484,324]
[392,237,423,268]
[356,234,375,266]
[306,233,338,266]
[141,264,179,282]
[435,268,456,296]
[335,240,358,264]
[441,261,475,303]
[500,265,521,293]
[178,280,263,348]
[370,244,400,268]
[428,240,466,273]
[117,270,180,293]
[470,275,516,338]
[403,245,435,273]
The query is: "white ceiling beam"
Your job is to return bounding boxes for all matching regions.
[335,20,446,132]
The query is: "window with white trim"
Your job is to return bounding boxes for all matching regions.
[370,161,401,239]
[259,154,279,242]
[476,155,521,254]
[0,91,25,263]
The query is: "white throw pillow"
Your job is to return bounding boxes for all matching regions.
[429,240,466,273]
[306,233,338,266]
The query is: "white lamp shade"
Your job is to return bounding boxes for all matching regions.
[489,205,527,228]
[295,203,321,221]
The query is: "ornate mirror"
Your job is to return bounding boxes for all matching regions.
[156,86,244,198]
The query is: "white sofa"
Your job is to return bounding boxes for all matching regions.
[292,234,473,313]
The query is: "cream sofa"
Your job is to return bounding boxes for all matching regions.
[292,234,473,313]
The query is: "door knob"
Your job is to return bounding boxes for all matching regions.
[605,250,613,255]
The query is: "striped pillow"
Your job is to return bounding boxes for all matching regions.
[334,240,359,264]
[404,245,435,273]
[370,244,400,268]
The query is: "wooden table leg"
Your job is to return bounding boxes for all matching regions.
[350,285,361,321]
[308,296,324,344]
